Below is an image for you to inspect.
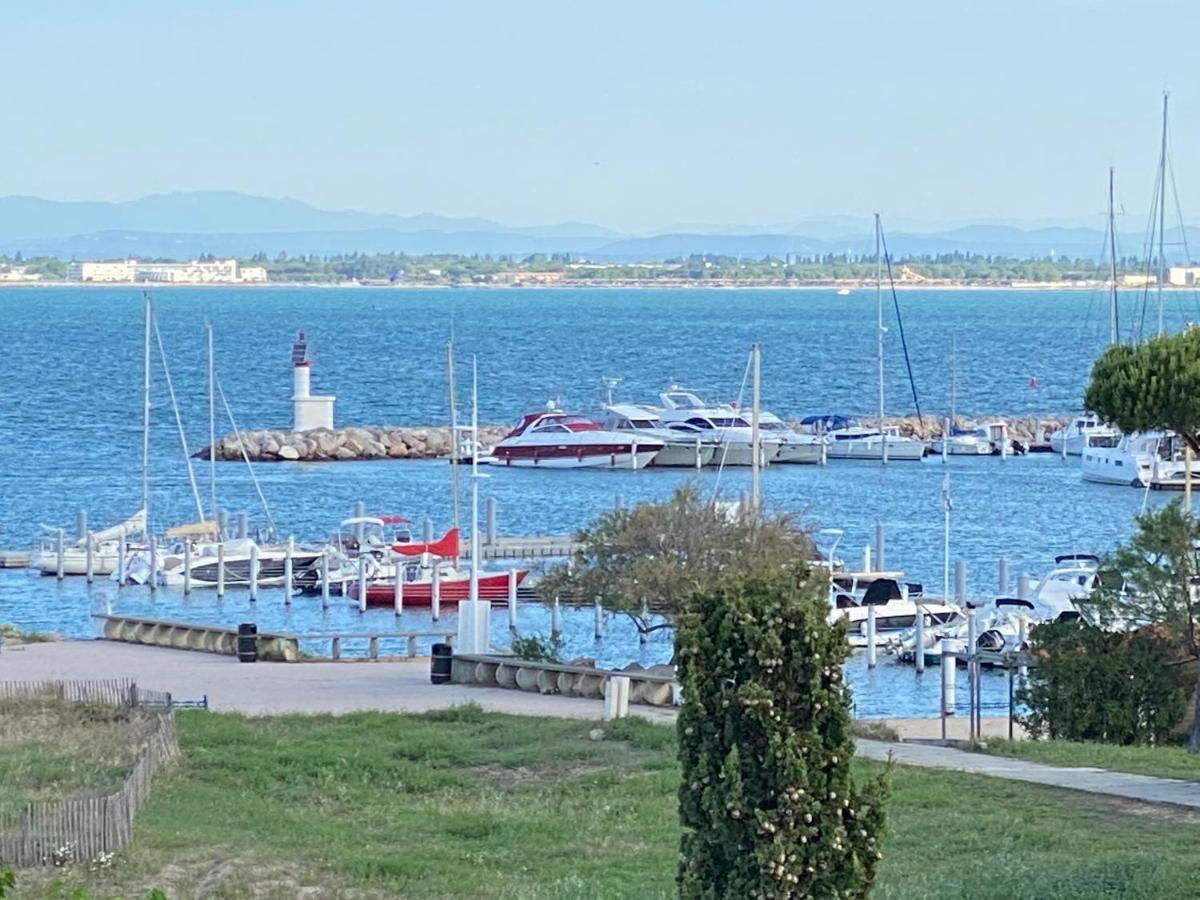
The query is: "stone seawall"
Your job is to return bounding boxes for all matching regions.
[198,416,1068,463]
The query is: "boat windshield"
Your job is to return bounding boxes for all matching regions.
[709,417,749,428]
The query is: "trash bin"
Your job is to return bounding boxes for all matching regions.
[431,642,452,684]
[237,622,258,663]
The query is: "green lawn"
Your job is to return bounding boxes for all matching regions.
[12,708,1200,899]
[981,737,1200,783]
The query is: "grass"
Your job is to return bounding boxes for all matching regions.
[8,707,1199,899]
[0,623,58,643]
[0,694,157,806]
[980,737,1200,783]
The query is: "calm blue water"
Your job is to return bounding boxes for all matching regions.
[0,285,1190,716]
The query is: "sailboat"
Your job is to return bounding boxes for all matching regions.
[35,510,147,576]
[825,214,926,461]
[931,332,991,456]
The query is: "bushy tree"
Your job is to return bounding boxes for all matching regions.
[677,564,888,899]
[1019,618,1189,744]
[1083,501,1200,751]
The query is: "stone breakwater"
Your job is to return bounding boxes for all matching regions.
[198,425,511,462]
[198,416,1068,463]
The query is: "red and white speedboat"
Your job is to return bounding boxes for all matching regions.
[488,408,663,469]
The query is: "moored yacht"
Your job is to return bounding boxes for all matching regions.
[758,410,826,464]
[802,416,925,461]
[1081,430,1200,488]
[36,509,147,576]
[600,403,717,468]
[656,388,781,466]
[489,408,663,469]
[1050,413,1119,456]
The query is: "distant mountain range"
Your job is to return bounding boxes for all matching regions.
[0,191,1196,262]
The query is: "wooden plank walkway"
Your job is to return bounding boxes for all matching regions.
[468,536,580,560]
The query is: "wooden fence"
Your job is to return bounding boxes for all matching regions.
[0,679,180,867]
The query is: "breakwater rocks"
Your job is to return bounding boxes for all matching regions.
[198,425,510,462]
[886,416,1065,443]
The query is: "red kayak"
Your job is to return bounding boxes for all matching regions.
[349,568,528,607]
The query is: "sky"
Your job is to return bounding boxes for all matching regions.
[3,0,1198,234]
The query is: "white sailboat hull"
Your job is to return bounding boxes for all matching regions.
[826,439,925,461]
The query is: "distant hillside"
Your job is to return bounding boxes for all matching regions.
[1,190,1197,262]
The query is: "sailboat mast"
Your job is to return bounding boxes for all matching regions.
[1157,91,1169,336]
[207,323,217,526]
[1108,167,1119,345]
[950,331,957,426]
[469,356,480,603]
[750,343,761,513]
[875,214,887,465]
[447,340,460,532]
[141,294,152,530]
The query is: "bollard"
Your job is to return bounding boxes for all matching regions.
[117,531,127,587]
[1018,571,1031,602]
[551,596,562,639]
[941,638,956,715]
[507,569,518,631]
[236,511,248,540]
[183,540,192,595]
[594,597,604,639]
[954,560,966,605]
[431,566,441,621]
[998,557,1009,596]
[283,536,294,605]
[85,531,95,584]
[862,545,872,574]
[320,550,330,610]
[423,517,434,544]
[248,543,259,602]
[216,542,226,597]
[357,554,367,614]
[874,523,885,571]
[394,566,404,616]
[148,535,157,592]
[77,508,88,542]
[866,603,877,668]
[55,528,65,580]
[217,508,228,540]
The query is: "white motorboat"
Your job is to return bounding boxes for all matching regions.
[1081,430,1200,487]
[828,577,960,647]
[489,407,663,469]
[600,403,717,468]
[656,388,781,466]
[1050,413,1120,456]
[758,410,826,464]
[930,428,993,456]
[154,535,325,587]
[816,419,926,461]
[36,509,147,576]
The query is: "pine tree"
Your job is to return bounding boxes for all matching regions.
[677,564,888,899]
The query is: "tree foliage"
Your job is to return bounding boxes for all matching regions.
[1019,618,1189,745]
[1083,500,1200,751]
[677,563,888,898]
[539,485,811,628]
[1085,328,1200,453]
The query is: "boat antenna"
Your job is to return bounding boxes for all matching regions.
[876,214,886,465]
[151,308,206,523]
[447,338,460,532]
[469,355,481,605]
[603,377,620,407]
[216,375,279,539]
[1157,90,1168,337]
[141,293,152,533]
[207,322,218,533]
[878,219,923,427]
[1108,167,1119,345]
[750,343,761,515]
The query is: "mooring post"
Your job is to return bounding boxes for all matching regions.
[217,508,228,540]
[1018,571,1031,602]
[594,597,604,639]
[551,595,562,639]
[941,638,956,718]
[423,517,434,544]
[237,511,248,540]
[117,531,127,587]
[695,437,703,470]
[507,568,518,631]
[283,535,294,605]
[216,542,226,597]
[76,508,87,542]
[1017,616,1028,678]
[393,566,404,616]
[182,540,192,595]
[998,557,1009,596]
[862,544,872,574]
[912,585,925,674]
[85,530,95,584]
[353,501,366,545]
[357,553,367,614]
[874,522,885,572]
[55,528,65,580]
[486,497,497,546]
[249,543,259,602]
[966,607,977,741]
[431,566,441,621]
[148,534,157,592]
[866,603,877,668]
[319,549,330,610]
[954,560,966,605]
[639,600,649,645]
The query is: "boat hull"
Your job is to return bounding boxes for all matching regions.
[772,442,825,464]
[489,448,660,469]
[37,549,122,576]
[648,443,716,468]
[352,570,528,607]
[826,440,926,461]
[159,552,324,587]
[930,438,993,456]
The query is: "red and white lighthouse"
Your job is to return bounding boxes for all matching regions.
[291,329,335,431]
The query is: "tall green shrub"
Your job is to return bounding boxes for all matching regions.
[1019,619,1189,745]
[677,565,888,899]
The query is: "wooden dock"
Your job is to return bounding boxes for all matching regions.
[467,536,581,560]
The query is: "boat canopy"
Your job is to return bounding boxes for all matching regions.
[799,414,854,430]
[165,520,219,539]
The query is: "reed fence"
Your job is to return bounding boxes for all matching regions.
[0,679,180,867]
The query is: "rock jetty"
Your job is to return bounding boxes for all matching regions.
[197,416,1067,463]
[198,425,510,462]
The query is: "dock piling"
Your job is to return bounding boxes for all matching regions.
[320,549,330,610]
[85,531,95,584]
[117,531,127,587]
[1017,571,1031,602]
[249,543,259,602]
[76,508,87,542]
[55,528,65,580]
[216,543,226,597]
[423,517,433,544]
[998,557,1009,596]
[912,585,925,674]
[874,523,885,572]
[357,554,367,614]
[941,638,956,717]
[237,511,248,540]
[639,600,649,645]
[217,508,228,540]
[954,560,966,605]
[148,535,157,592]
[486,497,497,546]
[866,604,877,668]
[183,540,192,595]
[353,501,366,545]
[393,567,404,616]
[862,545,872,574]
[1017,616,1028,677]
[594,597,604,639]
[507,569,518,631]
[551,596,561,639]
[431,566,441,621]
[284,536,294,604]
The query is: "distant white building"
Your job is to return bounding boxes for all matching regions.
[0,266,41,282]
[69,259,138,282]
[68,258,269,284]
[1168,266,1200,286]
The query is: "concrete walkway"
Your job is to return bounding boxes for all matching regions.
[857,739,1200,812]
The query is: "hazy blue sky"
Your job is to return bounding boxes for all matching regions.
[3,0,1198,232]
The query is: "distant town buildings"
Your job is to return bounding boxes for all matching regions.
[0,266,41,282]
[68,258,268,284]
[1168,266,1200,287]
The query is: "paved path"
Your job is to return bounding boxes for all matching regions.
[857,739,1200,811]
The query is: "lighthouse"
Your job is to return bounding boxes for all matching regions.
[291,329,335,431]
